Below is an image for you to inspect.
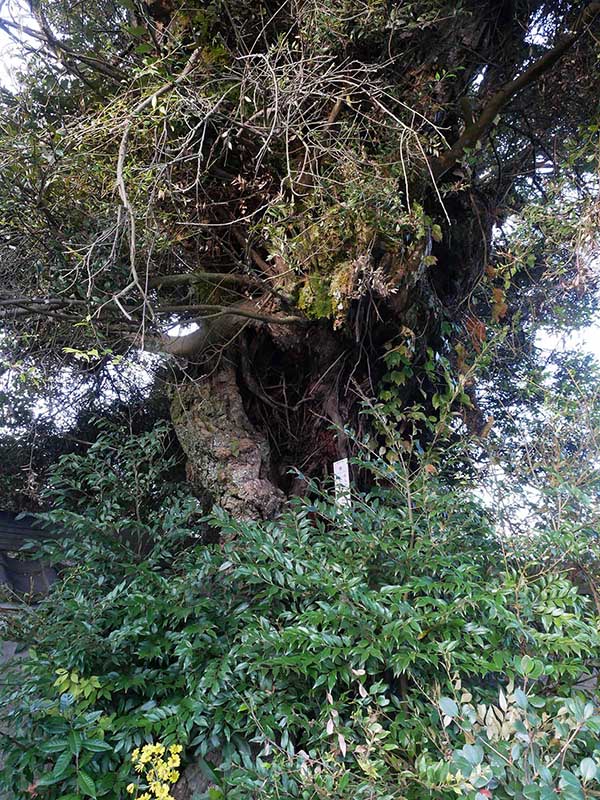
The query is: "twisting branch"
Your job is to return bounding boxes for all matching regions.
[432,2,600,179]
[154,297,307,359]
[148,271,293,304]
[115,47,203,303]
[148,272,265,291]
[156,303,305,325]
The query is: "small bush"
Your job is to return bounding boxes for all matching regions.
[0,423,598,799]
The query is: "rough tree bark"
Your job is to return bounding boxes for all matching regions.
[171,364,284,520]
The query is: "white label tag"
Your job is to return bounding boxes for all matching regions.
[333,458,351,509]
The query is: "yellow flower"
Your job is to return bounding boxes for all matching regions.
[149,782,172,799]
[127,740,183,800]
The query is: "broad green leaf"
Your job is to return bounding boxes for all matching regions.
[580,758,597,782]
[68,730,82,756]
[77,770,97,798]
[37,772,69,788]
[463,744,484,766]
[82,739,113,753]
[52,750,73,778]
[540,790,557,800]
[439,697,458,717]
[559,770,584,800]
[514,687,528,709]
[520,655,533,675]
[39,740,69,755]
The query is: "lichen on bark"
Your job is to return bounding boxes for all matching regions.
[170,365,284,520]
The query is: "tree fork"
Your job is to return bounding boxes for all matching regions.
[432,2,600,179]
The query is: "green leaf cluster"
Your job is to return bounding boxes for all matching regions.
[1,424,598,799]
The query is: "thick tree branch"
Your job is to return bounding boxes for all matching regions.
[156,303,305,325]
[148,272,265,291]
[0,291,303,326]
[148,271,293,303]
[155,299,306,359]
[432,2,600,179]
[0,290,305,363]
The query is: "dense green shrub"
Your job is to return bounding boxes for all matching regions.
[0,423,599,799]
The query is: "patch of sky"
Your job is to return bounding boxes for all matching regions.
[0,0,36,89]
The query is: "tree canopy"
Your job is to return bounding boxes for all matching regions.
[0,0,599,514]
[1,4,600,799]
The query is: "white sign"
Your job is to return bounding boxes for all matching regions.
[333,458,351,510]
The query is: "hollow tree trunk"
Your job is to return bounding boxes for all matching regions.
[166,237,450,520]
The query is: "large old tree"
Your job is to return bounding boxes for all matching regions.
[1,0,599,515]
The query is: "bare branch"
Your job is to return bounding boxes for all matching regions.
[17,5,126,82]
[432,3,600,179]
[156,303,305,325]
[148,271,278,295]
[116,47,204,301]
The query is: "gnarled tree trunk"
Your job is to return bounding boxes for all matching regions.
[171,364,284,520]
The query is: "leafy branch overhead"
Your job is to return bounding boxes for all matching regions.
[0,0,599,514]
[0,0,598,363]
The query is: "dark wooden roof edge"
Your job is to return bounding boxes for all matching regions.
[0,511,61,547]
[0,512,61,597]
